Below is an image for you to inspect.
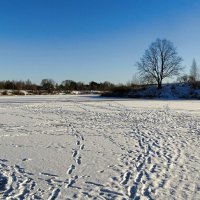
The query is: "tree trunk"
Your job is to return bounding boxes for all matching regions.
[158,81,162,89]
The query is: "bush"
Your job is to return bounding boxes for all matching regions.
[101,84,146,98]
[189,80,200,89]
[2,90,8,95]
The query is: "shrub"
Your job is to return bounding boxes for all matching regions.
[12,90,26,95]
[2,90,8,95]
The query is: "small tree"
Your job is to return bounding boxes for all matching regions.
[177,74,189,83]
[41,79,55,93]
[89,81,99,90]
[62,80,77,92]
[190,59,199,82]
[137,38,183,89]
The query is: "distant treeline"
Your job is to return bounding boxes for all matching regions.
[0,79,118,93]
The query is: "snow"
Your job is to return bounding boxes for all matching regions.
[0,95,200,199]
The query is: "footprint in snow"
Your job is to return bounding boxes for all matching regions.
[67,165,75,175]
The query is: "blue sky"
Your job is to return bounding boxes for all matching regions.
[0,0,200,84]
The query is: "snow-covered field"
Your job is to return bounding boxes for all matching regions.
[0,95,200,200]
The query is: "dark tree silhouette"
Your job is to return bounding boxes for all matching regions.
[41,79,55,93]
[137,38,183,89]
[89,81,99,90]
[61,80,78,92]
[190,59,199,82]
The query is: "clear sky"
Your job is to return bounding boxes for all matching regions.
[0,0,200,84]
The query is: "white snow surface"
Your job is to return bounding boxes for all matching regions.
[0,95,200,199]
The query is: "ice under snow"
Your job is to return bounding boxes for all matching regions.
[0,95,200,199]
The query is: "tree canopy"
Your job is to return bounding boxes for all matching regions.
[137,38,183,88]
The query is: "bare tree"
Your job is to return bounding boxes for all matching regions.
[41,79,55,93]
[177,74,189,83]
[137,38,183,89]
[190,59,199,82]
[61,80,78,92]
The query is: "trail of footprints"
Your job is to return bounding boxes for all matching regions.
[66,125,85,188]
[0,160,37,199]
[97,108,190,199]
[1,101,200,199]
[0,105,87,199]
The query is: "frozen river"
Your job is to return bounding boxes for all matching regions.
[0,95,200,199]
